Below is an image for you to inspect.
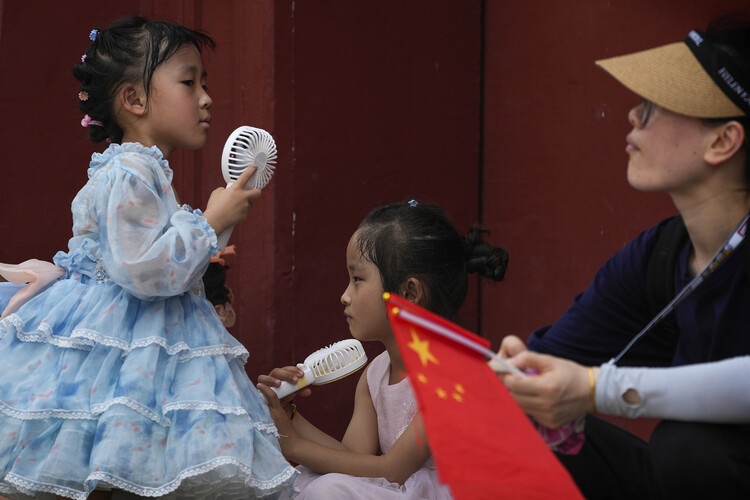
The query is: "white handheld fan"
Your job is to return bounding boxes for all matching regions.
[262,339,368,403]
[216,125,278,249]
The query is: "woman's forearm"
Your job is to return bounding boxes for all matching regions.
[596,356,750,423]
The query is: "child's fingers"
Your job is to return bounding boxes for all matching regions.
[259,366,306,388]
[244,187,262,201]
[257,383,288,413]
[295,387,313,398]
[234,166,258,190]
[257,374,282,388]
[256,383,281,407]
[275,366,306,381]
[278,386,311,404]
[226,167,261,201]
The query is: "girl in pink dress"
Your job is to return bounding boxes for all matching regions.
[258,201,509,499]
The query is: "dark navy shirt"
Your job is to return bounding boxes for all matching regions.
[528,217,750,367]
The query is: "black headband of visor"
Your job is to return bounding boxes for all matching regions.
[686,29,750,116]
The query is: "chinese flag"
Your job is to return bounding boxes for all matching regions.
[385,293,582,500]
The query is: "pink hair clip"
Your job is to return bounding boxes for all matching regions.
[78,91,89,102]
[81,115,103,128]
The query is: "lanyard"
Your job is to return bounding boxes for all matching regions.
[609,214,750,365]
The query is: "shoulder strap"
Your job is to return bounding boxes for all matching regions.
[645,216,688,335]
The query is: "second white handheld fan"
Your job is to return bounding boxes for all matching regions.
[217,125,278,249]
[262,339,368,403]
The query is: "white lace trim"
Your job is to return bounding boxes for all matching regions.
[0,400,96,421]
[2,457,298,499]
[5,473,89,500]
[72,328,190,357]
[71,329,250,364]
[178,344,249,364]
[4,314,92,350]
[253,421,281,437]
[2,314,250,365]
[1,396,275,428]
[91,397,171,427]
[162,401,247,416]
[93,456,298,498]
[0,316,10,340]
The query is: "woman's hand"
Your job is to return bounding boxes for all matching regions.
[203,166,262,235]
[499,334,527,358]
[502,350,596,429]
[488,335,528,374]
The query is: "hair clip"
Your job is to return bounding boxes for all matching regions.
[408,199,418,207]
[78,91,89,102]
[81,54,87,63]
[89,29,99,42]
[81,115,103,128]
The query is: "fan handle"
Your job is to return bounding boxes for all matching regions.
[217,223,234,250]
[260,364,316,404]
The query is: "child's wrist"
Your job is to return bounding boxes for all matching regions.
[201,212,225,235]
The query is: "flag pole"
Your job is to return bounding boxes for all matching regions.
[389,300,526,377]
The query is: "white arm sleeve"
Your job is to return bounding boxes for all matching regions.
[596,357,750,423]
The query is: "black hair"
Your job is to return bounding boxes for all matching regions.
[703,13,750,183]
[203,262,232,307]
[72,16,215,144]
[355,202,508,320]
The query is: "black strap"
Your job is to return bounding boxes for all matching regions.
[645,216,688,337]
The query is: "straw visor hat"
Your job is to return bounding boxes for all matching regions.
[596,38,745,118]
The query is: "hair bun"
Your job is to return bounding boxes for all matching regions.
[465,224,509,281]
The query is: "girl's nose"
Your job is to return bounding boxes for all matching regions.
[340,287,351,305]
[201,90,213,109]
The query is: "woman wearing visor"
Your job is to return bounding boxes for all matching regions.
[498,15,750,499]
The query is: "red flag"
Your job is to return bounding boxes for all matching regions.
[385,293,582,500]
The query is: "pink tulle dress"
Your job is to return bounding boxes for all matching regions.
[287,351,454,499]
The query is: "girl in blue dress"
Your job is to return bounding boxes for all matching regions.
[0,16,297,499]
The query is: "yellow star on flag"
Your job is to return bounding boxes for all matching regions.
[407,328,439,367]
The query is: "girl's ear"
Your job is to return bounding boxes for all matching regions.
[400,277,425,305]
[119,83,147,117]
[705,120,745,166]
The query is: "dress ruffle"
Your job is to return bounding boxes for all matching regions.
[87,143,171,181]
[0,142,298,498]
[0,277,297,499]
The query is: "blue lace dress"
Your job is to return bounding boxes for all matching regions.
[0,143,297,499]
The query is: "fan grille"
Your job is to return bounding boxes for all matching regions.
[221,126,277,189]
[305,339,367,384]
